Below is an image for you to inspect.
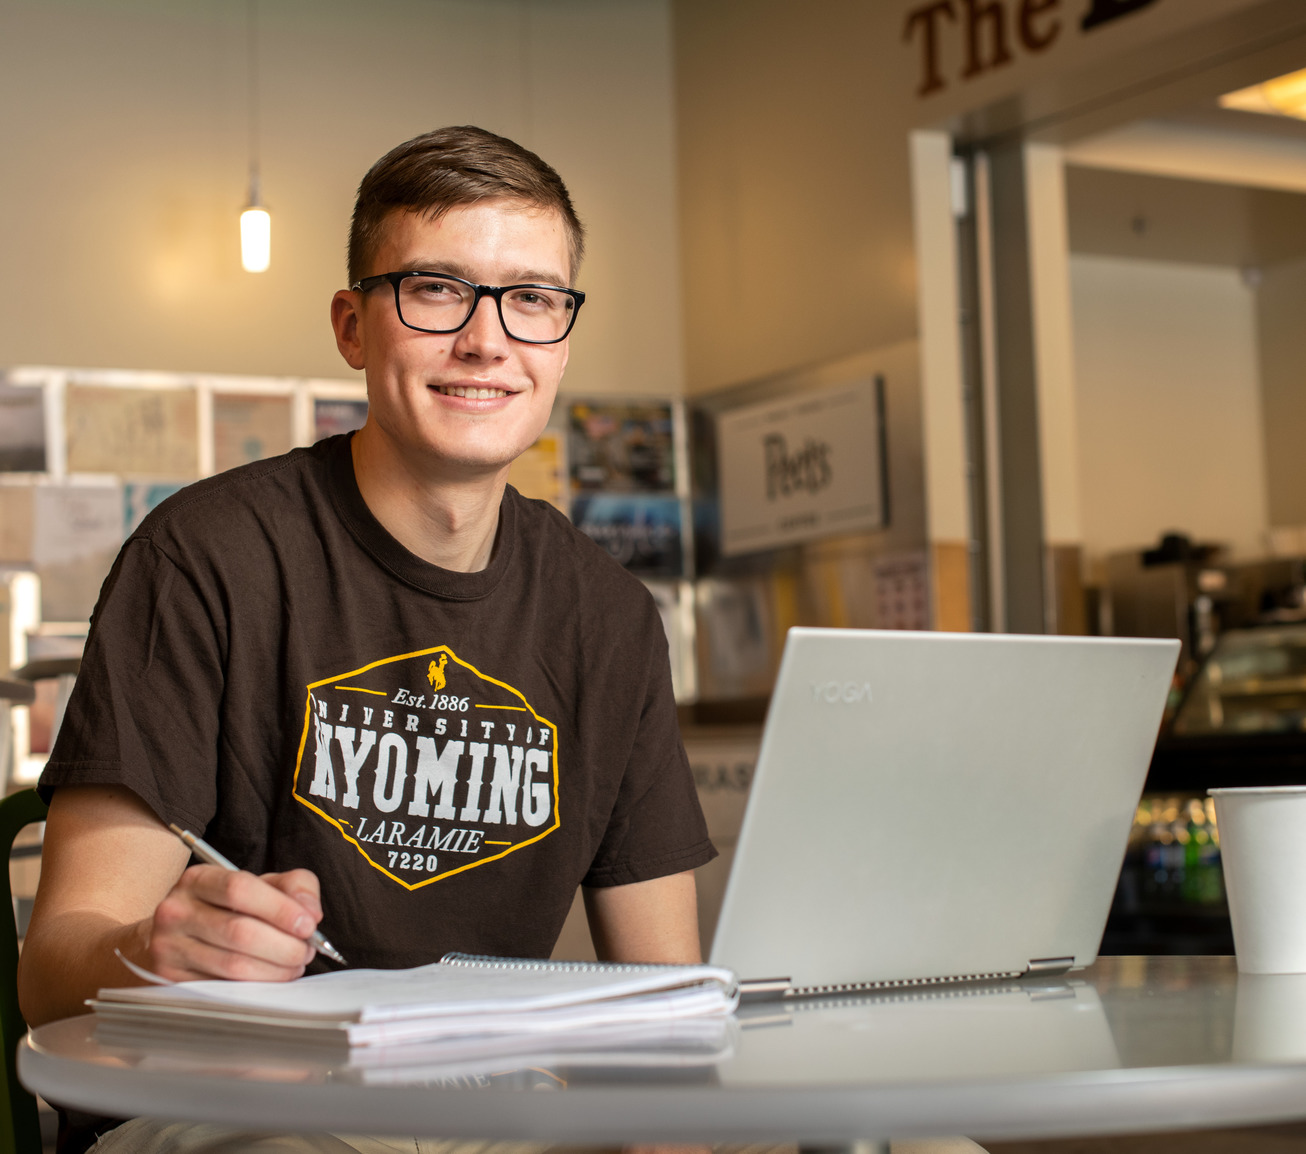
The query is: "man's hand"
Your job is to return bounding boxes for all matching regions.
[148,864,321,983]
[19,784,323,1026]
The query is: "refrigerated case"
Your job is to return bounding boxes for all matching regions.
[1149,623,1306,794]
[1104,795,1231,957]
[1171,623,1306,736]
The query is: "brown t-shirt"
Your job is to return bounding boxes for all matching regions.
[40,434,714,970]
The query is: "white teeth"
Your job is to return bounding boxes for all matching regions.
[436,385,508,399]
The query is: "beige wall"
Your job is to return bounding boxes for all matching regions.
[1257,255,1306,529]
[673,0,919,396]
[1070,253,1268,566]
[671,0,1279,398]
[1064,158,1306,554]
[0,0,683,397]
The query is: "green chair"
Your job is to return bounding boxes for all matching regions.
[0,789,48,1154]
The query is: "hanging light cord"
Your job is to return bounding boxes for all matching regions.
[238,0,270,271]
[247,0,261,206]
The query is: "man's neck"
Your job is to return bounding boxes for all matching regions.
[350,426,506,573]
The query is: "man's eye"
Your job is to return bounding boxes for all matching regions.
[508,289,560,310]
[404,278,464,301]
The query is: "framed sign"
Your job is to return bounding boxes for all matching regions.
[568,402,675,493]
[65,384,198,479]
[717,377,887,556]
[314,398,368,440]
[0,384,45,472]
[124,481,186,537]
[571,493,683,577]
[506,431,566,513]
[213,394,294,472]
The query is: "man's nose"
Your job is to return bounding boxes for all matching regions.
[454,294,509,357]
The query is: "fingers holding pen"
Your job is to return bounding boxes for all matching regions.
[185,863,323,940]
[149,864,320,982]
[263,868,323,923]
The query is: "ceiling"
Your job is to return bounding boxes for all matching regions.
[1066,161,1306,269]
[1065,100,1306,269]
[1065,106,1306,195]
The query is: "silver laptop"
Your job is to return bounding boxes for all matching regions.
[709,628,1180,996]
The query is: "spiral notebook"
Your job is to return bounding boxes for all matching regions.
[89,954,740,1048]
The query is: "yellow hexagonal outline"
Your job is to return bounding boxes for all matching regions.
[292,645,560,890]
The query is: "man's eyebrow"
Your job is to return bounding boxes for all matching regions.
[505,268,570,286]
[397,259,570,286]
[399,258,473,279]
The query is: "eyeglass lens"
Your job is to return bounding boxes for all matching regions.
[396,276,575,342]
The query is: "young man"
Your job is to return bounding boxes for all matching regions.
[20,125,713,1057]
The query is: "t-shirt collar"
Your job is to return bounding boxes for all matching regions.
[325,433,515,601]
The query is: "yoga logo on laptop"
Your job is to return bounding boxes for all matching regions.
[291,645,560,889]
[811,680,873,704]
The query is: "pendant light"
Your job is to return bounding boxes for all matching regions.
[1220,68,1306,121]
[240,0,270,273]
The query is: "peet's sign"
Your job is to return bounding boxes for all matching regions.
[718,378,886,557]
[904,0,1161,98]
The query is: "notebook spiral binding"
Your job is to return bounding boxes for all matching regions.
[441,952,680,975]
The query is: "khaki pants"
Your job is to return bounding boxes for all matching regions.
[91,1124,552,1154]
[90,1123,987,1154]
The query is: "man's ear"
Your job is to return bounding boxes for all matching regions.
[331,290,366,371]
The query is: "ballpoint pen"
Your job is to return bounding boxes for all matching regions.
[168,824,348,966]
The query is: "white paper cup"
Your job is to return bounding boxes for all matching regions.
[1210,787,1306,974]
[1233,973,1306,1061]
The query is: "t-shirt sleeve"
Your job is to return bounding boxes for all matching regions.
[39,537,225,832]
[581,604,716,888]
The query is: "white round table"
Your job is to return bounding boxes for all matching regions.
[19,957,1306,1149]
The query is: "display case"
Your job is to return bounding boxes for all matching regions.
[1147,624,1306,794]
[1171,624,1306,736]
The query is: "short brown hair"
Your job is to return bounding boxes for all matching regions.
[347,125,585,286]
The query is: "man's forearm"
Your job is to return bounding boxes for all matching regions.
[18,909,153,1027]
[22,785,322,1026]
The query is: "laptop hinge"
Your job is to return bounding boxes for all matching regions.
[739,977,792,1001]
[1025,956,1074,976]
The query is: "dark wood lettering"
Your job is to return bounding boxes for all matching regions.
[962,0,1014,78]
[1081,0,1159,31]
[909,0,1152,99]
[904,0,957,97]
[1019,0,1061,51]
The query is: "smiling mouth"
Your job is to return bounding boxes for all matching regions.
[433,385,513,399]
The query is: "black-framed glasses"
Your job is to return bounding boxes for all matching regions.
[351,271,585,344]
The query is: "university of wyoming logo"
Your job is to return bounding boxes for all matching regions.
[292,646,560,889]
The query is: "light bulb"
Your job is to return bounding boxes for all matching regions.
[240,206,271,273]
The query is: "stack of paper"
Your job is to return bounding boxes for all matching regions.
[90,957,740,1049]
[95,1014,740,1086]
